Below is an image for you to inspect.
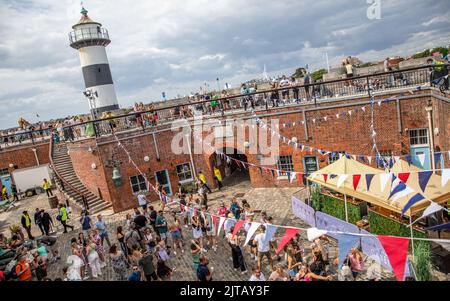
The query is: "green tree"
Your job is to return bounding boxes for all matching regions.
[292,67,307,78]
[310,69,328,82]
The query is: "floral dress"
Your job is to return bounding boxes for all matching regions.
[93,234,105,258]
[110,252,129,281]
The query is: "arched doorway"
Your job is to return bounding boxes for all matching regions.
[209,147,250,187]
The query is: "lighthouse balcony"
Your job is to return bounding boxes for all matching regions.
[69,27,111,49]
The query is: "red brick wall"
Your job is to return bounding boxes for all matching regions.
[68,139,112,204]
[0,141,50,171]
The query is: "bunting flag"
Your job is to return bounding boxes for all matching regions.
[394,156,400,163]
[212,215,217,229]
[323,174,328,183]
[307,227,327,241]
[367,156,372,165]
[217,217,226,236]
[398,172,410,184]
[418,171,433,192]
[406,155,412,165]
[388,182,407,200]
[262,224,277,246]
[417,154,426,167]
[361,106,366,112]
[336,233,360,269]
[289,172,296,183]
[287,172,291,183]
[244,222,261,246]
[401,193,425,216]
[419,202,443,220]
[276,228,301,254]
[271,169,275,178]
[379,173,391,192]
[442,169,450,187]
[232,220,245,237]
[337,174,348,188]
[365,174,375,191]
[378,235,410,281]
[353,174,361,191]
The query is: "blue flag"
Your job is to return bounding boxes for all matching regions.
[366,174,375,191]
[262,224,277,247]
[418,171,432,192]
[388,182,407,200]
[406,155,412,165]
[401,193,425,216]
[336,233,360,269]
[434,153,442,168]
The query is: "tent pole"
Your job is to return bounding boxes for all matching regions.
[409,215,415,263]
[344,194,349,222]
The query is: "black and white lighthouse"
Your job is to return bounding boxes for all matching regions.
[69,7,119,116]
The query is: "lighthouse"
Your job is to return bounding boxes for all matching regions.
[69,7,119,117]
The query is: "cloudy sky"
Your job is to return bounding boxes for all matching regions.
[0,0,449,129]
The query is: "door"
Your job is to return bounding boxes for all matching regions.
[155,170,172,196]
[303,156,318,186]
[0,175,13,196]
[410,147,430,170]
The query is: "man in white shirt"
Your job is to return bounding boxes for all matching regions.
[249,267,266,281]
[279,76,291,104]
[137,193,148,210]
[253,225,274,272]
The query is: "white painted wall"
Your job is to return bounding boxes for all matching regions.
[12,164,51,192]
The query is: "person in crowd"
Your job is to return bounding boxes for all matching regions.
[279,75,291,104]
[270,81,280,107]
[224,212,236,236]
[230,198,242,220]
[109,244,129,281]
[249,267,266,281]
[349,247,364,279]
[156,257,174,280]
[15,255,33,281]
[90,230,106,267]
[190,239,202,273]
[65,247,84,281]
[155,210,169,244]
[34,208,44,236]
[58,204,74,233]
[168,212,183,255]
[42,178,53,197]
[21,210,34,240]
[253,225,274,272]
[86,242,102,279]
[338,265,354,281]
[139,249,158,281]
[191,215,206,252]
[130,244,143,267]
[291,77,300,102]
[95,214,111,248]
[80,211,92,236]
[11,184,19,202]
[200,206,217,252]
[125,223,142,256]
[148,206,158,232]
[128,265,141,281]
[137,192,148,211]
[217,202,227,217]
[310,251,327,277]
[294,263,332,281]
[197,171,212,193]
[213,166,223,190]
[116,226,128,258]
[287,245,303,278]
[133,208,148,231]
[226,225,247,274]
[143,227,157,253]
[303,70,311,101]
[268,264,290,281]
[40,209,53,236]
[197,255,213,281]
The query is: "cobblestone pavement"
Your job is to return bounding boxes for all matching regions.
[4,171,403,281]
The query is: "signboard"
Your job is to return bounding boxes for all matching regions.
[315,211,360,239]
[360,229,393,272]
[291,196,316,227]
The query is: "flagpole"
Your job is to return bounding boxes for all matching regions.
[409,215,415,263]
[344,194,349,222]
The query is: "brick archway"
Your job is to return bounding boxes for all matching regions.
[207,146,250,187]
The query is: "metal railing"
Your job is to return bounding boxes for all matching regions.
[1,64,448,145]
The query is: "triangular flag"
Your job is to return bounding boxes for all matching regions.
[398,172,410,184]
[307,227,327,241]
[337,174,348,188]
[232,220,245,237]
[394,156,400,163]
[442,169,449,187]
[323,174,328,183]
[348,110,352,116]
[388,182,406,200]
[378,101,382,106]
[419,202,443,220]
[336,234,360,269]
[351,155,357,161]
[418,171,432,192]
[367,156,372,165]
[353,174,361,190]
[276,228,301,254]
[417,154,426,167]
[213,215,217,229]
[365,174,375,191]
[217,217,226,236]
[287,172,291,183]
[271,169,275,178]
[262,224,277,246]
[380,173,392,192]
[378,235,410,281]
[405,155,412,165]
[401,193,425,216]
[391,187,414,204]
[244,222,261,246]
[339,153,343,159]
[336,114,340,119]
[361,106,366,112]
[289,172,296,183]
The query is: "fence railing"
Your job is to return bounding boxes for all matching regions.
[1,64,448,145]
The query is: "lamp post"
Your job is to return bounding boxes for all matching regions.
[425,100,435,172]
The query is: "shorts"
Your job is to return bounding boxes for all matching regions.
[193,228,203,239]
[258,251,271,260]
[171,230,181,239]
[145,272,158,281]
[159,232,168,240]
[206,227,216,236]
[140,204,148,211]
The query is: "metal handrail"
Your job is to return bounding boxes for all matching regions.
[1,63,447,141]
[48,135,87,200]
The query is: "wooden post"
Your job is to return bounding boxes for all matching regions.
[344,194,349,222]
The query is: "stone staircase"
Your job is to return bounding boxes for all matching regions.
[51,142,112,214]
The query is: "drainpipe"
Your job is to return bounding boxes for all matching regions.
[425,100,435,172]
[152,132,160,160]
[31,148,40,166]
[185,133,196,178]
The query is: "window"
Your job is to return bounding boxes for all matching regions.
[328,151,345,164]
[130,175,147,193]
[176,163,193,182]
[409,128,428,146]
[0,168,9,176]
[276,155,294,172]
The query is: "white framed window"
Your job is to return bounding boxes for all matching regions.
[176,163,193,183]
[409,128,428,146]
[276,155,294,172]
[130,175,147,193]
[0,168,9,176]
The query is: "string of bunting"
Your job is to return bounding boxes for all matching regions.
[113,132,450,281]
